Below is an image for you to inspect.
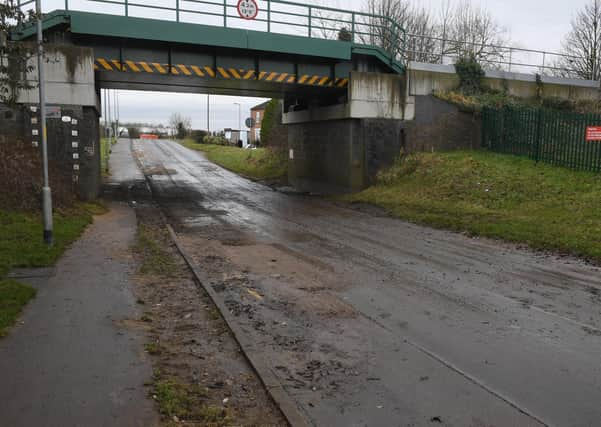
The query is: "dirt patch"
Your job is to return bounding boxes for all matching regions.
[131,204,286,427]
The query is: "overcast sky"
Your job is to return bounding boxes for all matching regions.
[72,0,590,130]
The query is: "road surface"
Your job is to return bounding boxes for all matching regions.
[131,138,601,427]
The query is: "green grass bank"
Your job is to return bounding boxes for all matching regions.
[0,204,103,336]
[180,141,287,182]
[344,150,601,263]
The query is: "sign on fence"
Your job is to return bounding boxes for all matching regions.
[586,126,601,142]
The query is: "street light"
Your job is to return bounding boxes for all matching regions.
[36,0,53,246]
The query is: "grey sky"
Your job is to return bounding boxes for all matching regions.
[46,0,586,129]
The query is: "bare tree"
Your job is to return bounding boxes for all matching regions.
[360,0,438,63]
[441,1,509,67]
[555,0,601,80]
[404,6,439,63]
[359,0,509,66]
[168,112,192,140]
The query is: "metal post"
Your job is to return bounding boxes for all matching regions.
[176,0,179,22]
[65,0,68,11]
[103,89,107,137]
[36,0,53,246]
[114,90,119,140]
[223,0,227,27]
[125,0,128,16]
[267,0,271,33]
[107,89,112,141]
[351,13,355,43]
[308,6,312,38]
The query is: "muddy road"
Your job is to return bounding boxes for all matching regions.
[129,138,601,427]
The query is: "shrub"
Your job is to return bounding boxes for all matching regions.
[338,27,353,42]
[202,134,228,145]
[455,56,485,94]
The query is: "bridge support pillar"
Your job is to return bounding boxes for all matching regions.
[10,43,102,201]
[284,72,406,193]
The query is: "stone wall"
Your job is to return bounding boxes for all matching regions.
[402,95,480,153]
[0,103,101,203]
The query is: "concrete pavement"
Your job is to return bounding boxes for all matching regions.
[0,175,157,425]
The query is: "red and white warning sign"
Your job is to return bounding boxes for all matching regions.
[237,0,259,20]
[586,126,601,142]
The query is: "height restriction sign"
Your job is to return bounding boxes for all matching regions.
[237,0,259,20]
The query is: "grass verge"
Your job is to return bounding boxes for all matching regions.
[134,224,178,276]
[0,203,105,336]
[344,150,601,263]
[0,280,37,337]
[180,140,287,182]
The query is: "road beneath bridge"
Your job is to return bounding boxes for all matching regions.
[122,138,601,427]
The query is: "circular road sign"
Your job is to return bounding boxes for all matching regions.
[237,0,259,20]
[245,117,256,128]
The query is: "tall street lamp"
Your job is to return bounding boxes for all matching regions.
[36,0,53,246]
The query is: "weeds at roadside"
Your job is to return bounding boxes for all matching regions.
[144,342,162,355]
[134,225,178,277]
[152,378,231,425]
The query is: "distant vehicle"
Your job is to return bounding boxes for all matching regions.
[140,134,159,140]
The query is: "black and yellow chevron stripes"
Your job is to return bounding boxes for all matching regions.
[94,58,349,88]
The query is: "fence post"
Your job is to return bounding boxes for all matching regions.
[223,0,227,27]
[351,13,355,43]
[125,0,128,17]
[267,0,271,32]
[534,108,543,163]
[308,7,312,38]
[542,52,546,73]
[65,0,68,10]
[176,0,179,22]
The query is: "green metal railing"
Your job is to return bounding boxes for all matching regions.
[17,0,406,66]
[482,106,601,173]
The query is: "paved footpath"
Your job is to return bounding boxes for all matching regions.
[0,203,158,427]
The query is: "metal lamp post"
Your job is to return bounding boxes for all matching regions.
[36,0,53,246]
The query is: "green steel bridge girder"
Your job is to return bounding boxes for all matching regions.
[13,11,404,96]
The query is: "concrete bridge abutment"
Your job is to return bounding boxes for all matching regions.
[1,43,101,202]
[283,71,406,193]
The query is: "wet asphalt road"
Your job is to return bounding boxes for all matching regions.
[129,139,601,427]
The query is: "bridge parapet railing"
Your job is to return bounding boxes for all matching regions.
[16,0,406,65]
[404,32,581,77]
